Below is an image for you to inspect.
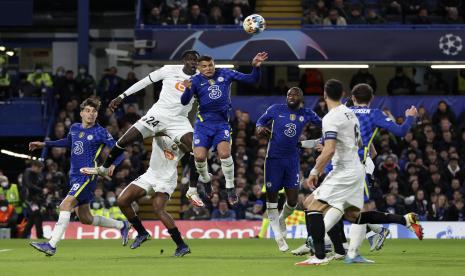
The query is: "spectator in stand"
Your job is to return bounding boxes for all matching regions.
[382,0,402,15]
[407,189,429,220]
[452,69,465,95]
[429,194,448,221]
[27,65,53,95]
[146,6,165,25]
[381,193,406,215]
[446,199,465,221]
[299,69,324,95]
[404,0,423,15]
[323,8,347,25]
[211,200,236,221]
[424,70,449,94]
[347,5,366,24]
[182,204,211,220]
[304,9,323,25]
[187,4,208,25]
[366,9,386,24]
[245,200,264,220]
[53,66,66,88]
[165,7,187,25]
[98,67,123,107]
[272,79,289,95]
[208,6,226,25]
[121,71,140,112]
[0,65,11,100]
[387,67,415,95]
[165,0,188,14]
[234,192,251,219]
[230,5,245,25]
[444,7,462,23]
[350,69,377,93]
[0,193,17,238]
[313,97,328,118]
[56,70,77,109]
[75,65,96,100]
[332,0,349,19]
[411,7,432,24]
[432,101,457,125]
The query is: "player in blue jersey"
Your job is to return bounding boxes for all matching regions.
[344,83,418,263]
[28,98,128,256]
[256,87,322,251]
[180,52,268,204]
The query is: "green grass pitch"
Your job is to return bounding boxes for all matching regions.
[1,239,464,276]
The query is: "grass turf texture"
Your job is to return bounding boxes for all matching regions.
[1,239,464,276]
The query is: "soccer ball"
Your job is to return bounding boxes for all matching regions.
[243,14,266,35]
[439,34,463,56]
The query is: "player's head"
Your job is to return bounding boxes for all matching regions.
[323,79,344,102]
[181,50,199,75]
[80,98,100,125]
[286,87,303,109]
[197,55,216,77]
[351,83,373,106]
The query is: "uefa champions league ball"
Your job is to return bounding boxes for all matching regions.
[243,14,266,35]
[439,34,463,56]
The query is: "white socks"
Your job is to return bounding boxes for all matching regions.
[195,160,211,183]
[368,224,382,234]
[279,202,295,222]
[266,202,282,238]
[220,156,235,189]
[324,207,343,232]
[348,223,367,259]
[92,216,124,229]
[49,211,71,248]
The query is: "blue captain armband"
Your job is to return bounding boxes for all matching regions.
[324,131,337,140]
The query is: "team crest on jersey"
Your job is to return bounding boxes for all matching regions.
[79,132,84,138]
[171,143,178,151]
[218,77,224,82]
[208,79,215,85]
[299,116,304,122]
[290,114,296,121]
[87,135,93,141]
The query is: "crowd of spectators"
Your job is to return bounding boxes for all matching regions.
[139,0,464,26]
[1,64,465,239]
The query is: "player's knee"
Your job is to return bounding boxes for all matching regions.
[218,152,231,160]
[344,209,360,223]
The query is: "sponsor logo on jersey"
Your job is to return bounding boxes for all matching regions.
[79,132,84,138]
[175,81,186,92]
[218,77,224,82]
[290,114,296,121]
[163,150,175,160]
[353,108,371,114]
[87,135,93,141]
[299,116,304,122]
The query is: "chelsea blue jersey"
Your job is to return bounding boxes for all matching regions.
[45,123,124,177]
[181,67,260,123]
[349,106,415,160]
[256,104,322,159]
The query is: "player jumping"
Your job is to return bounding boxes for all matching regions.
[256,87,321,251]
[29,98,128,256]
[180,52,268,204]
[82,50,209,209]
[117,134,190,256]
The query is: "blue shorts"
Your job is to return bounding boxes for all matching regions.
[68,175,97,206]
[193,122,231,150]
[264,157,300,193]
[363,174,371,203]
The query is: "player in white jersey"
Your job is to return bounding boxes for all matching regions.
[296,80,422,266]
[82,50,208,214]
[116,134,190,257]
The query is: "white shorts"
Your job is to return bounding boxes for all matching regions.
[131,168,177,196]
[313,163,365,212]
[137,108,193,142]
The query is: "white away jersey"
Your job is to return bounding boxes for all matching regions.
[322,104,362,165]
[148,65,195,117]
[148,135,185,185]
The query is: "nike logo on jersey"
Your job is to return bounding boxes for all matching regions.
[201,82,207,86]
[279,115,286,117]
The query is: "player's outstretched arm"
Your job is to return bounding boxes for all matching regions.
[374,106,417,137]
[251,52,268,67]
[230,52,268,84]
[109,76,153,112]
[29,141,45,151]
[180,79,195,105]
[30,133,72,150]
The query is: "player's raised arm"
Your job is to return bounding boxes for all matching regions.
[305,108,323,128]
[229,52,268,83]
[373,106,417,137]
[109,67,166,112]
[30,132,72,151]
[180,79,195,105]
